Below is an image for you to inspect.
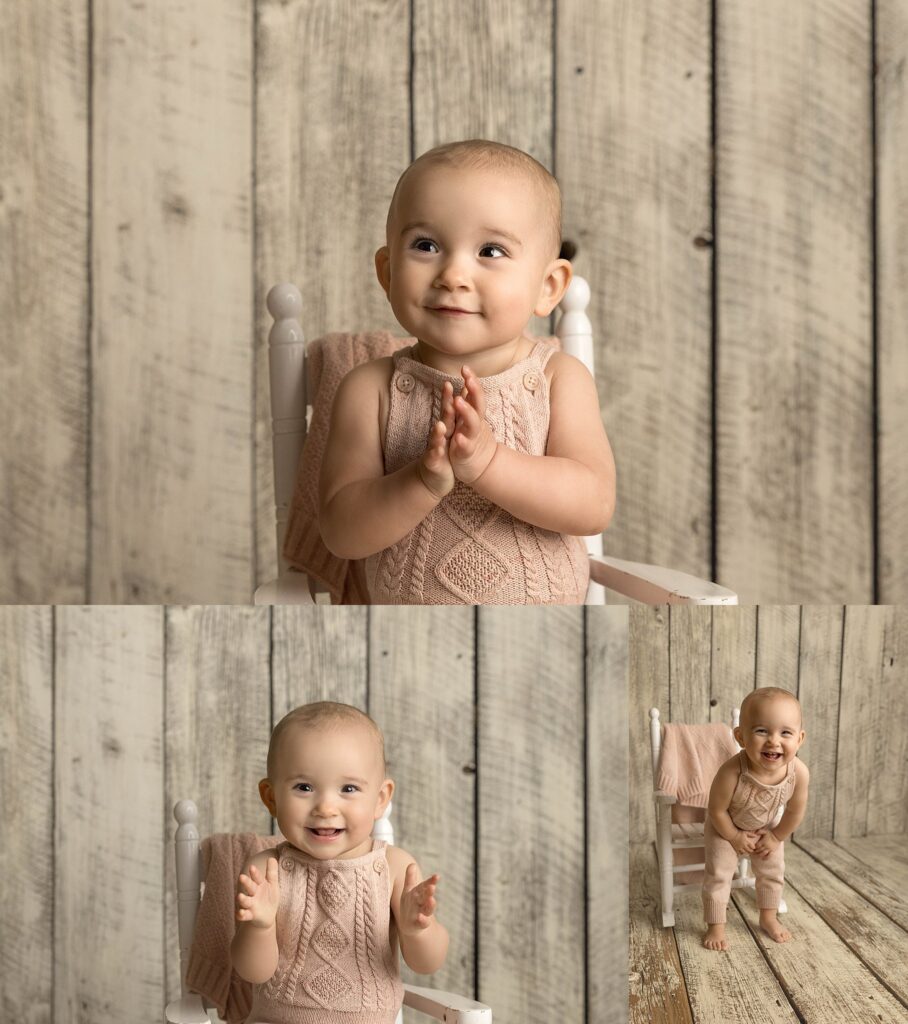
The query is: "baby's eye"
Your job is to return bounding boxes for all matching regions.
[480,243,508,258]
[341,784,360,794]
[293,782,313,792]
[754,729,767,735]
[411,237,438,253]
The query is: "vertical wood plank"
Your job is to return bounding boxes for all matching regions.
[54,606,164,1023]
[271,607,369,713]
[628,606,670,842]
[477,608,585,1021]
[0,608,53,1021]
[370,608,475,1023]
[755,606,801,693]
[796,606,843,838]
[838,605,908,837]
[877,1,908,603]
[558,0,713,580]
[710,606,757,721]
[164,606,272,1003]
[669,605,712,723]
[587,607,629,1024]
[91,1,253,602]
[254,0,410,583]
[716,1,874,603]
[0,2,89,602]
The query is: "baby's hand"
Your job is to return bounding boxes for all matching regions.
[731,830,761,856]
[449,366,498,485]
[236,858,280,929]
[753,830,781,859]
[398,864,440,937]
[417,387,456,499]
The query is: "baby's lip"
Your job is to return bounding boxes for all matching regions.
[428,304,476,313]
[307,826,345,834]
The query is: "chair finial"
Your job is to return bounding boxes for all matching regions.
[649,708,660,721]
[266,283,303,321]
[174,799,199,825]
[561,275,591,314]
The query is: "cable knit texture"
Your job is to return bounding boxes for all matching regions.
[364,341,590,604]
[248,840,403,1024]
[701,752,798,923]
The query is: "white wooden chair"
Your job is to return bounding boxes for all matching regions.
[254,279,738,606]
[649,707,787,927]
[165,800,491,1024]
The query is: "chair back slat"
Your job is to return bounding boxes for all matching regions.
[173,800,203,999]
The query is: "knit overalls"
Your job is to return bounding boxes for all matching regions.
[363,342,590,604]
[247,840,403,1024]
[701,751,798,924]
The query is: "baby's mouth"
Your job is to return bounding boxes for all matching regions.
[761,751,782,761]
[307,827,345,839]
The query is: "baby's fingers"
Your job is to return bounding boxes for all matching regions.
[461,366,486,417]
[440,381,456,437]
[453,394,481,437]
[238,871,258,896]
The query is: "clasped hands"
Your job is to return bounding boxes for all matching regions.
[731,828,781,859]
[418,365,497,498]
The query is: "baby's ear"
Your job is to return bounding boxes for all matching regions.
[375,246,392,297]
[258,778,277,817]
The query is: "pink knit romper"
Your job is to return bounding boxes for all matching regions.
[702,751,798,924]
[363,342,591,604]
[247,841,403,1024]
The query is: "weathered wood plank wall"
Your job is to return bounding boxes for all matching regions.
[628,605,908,843]
[0,605,628,1024]
[2,1,905,604]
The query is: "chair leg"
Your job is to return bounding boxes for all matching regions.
[657,815,675,927]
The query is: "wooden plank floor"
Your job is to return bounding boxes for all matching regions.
[630,835,908,1023]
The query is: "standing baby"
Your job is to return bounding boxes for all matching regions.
[702,687,810,951]
[319,139,615,604]
[232,702,447,1022]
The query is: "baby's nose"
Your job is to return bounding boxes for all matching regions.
[434,254,471,288]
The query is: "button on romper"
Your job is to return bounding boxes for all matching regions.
[247,840,404,1024]
[701,751,798,925]
[364,342,591,604]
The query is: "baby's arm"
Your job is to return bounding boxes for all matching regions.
[449,355,615,536]
[319,360,455,560]
[231,851,280,984]
[387,846,448,975]
[754,760,810,858]
[707,759,761,855]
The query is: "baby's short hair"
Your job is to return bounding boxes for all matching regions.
[267,701,386,778]
[739,687,802,727]
[387,139,564,261]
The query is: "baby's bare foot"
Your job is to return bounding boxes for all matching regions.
[702,923,728,951]
[759,910,792,943]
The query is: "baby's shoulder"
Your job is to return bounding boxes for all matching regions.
[244,845,281,873]
[793,757,810,783]
[337,355,395,394]
[542,348,596,388]
[384,844,417,888]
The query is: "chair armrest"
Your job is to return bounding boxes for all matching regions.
[164,994,211,1023]
[253,569,317,605]
[403,983,492,1023]
[654,791,678,805]
[589,555,737,605]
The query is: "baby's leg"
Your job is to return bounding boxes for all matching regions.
[752,841,790,943]
[701,822,739,951]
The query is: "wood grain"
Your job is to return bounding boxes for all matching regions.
[795,606,843,838]
[54,606,164,1024]
[755,606,800,693]
[629,607,670,842]
[0,608,53,1021]
[709,606,756,720]
[254,0,410,584]
[163,606,272,1003]
[587,607,629,1024]
[796,837,908,932]
[785,843,908,1006]
[370,607,475,1024]
[715,1,874,603]
[629,844,694,1024]
[558,0,712,582]
[877,1,908,603]
[477,607,586,1021]
[731,880,908,1022]
[91,0,254,602]
[0,1,89,602]
[669,605,712,723]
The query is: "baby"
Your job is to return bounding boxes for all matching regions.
[702,687,810,951]
[318,139,616,604]
[231,702,447,1023]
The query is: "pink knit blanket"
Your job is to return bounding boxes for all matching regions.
[656,722,738,808]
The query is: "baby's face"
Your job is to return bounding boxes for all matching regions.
[735,696,805,771]
[376,164,568,366]
[260,720,392,860]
